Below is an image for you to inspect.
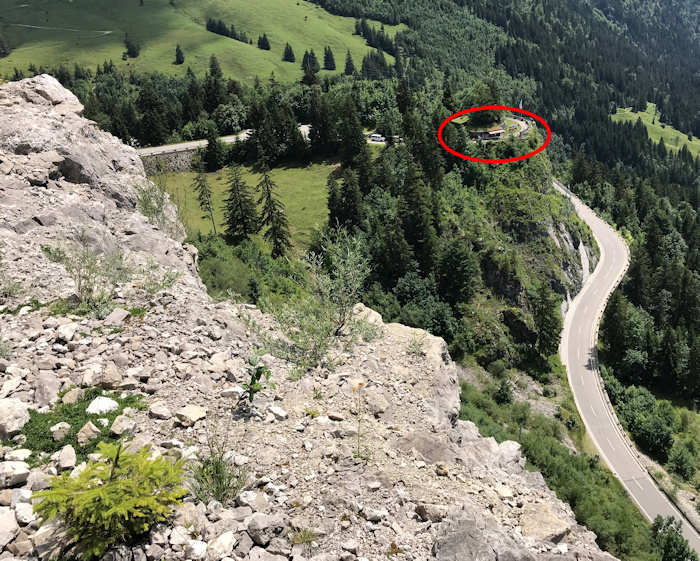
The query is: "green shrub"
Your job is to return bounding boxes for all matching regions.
[135,174,185,240]
[33,441,186,560]
[0,252,21,302]
[188,429,250,506]
[41,230,132,317]
[241,348,275,402]
[138,258,182,296]
[260,229,370,375]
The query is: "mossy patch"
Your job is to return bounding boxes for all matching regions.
[20,387,146,466]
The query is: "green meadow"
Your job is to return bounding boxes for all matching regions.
[0,0,401,83]
[612,102,700,158]
[162,160,335,250]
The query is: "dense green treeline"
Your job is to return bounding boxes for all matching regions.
[309,0,700,197]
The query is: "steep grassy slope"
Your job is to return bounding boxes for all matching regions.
[0,0,400,82]
[612,102,700,159]
[162,161,333,249]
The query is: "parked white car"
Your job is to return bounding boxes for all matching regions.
[370,133,386,142]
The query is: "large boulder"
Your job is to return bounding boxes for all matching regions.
[246,513,286,547]
[519,502,571,543]
[0,506,19,548]
[0,398,30,439]
[34,372,62,407]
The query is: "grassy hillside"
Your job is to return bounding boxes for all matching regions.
[612,102,700,159]
[162,161,334,249]
[0,0,401,83]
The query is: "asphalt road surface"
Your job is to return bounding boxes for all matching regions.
[555,179,700,552]
[135,125,391,157]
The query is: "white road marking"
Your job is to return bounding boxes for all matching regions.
[636,479,644,490]
[593,288,598,295]
[578,326,581,335]
[584,306,588,314]
[607,438,615,451]
[591,405,597,417]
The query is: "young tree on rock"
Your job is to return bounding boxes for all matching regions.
[257,160,291,257]
[223,164,259,243]
[192,157,217,235]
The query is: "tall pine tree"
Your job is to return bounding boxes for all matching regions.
[398,163,438,273]
[257,33,270,50]
[192,157,218,235]
[282,42,295,63]
[323,46,336,70]
[532,281,563,357]
[257,161,291,257]
[174,44,184,65]
[344,50,355,75]
[223,164,259,243]
[337,169,363,230]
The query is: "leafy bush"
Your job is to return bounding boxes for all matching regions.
[0,337,10,360]
[261,229,370,375]
[41,230,132,317]
[138,258,182,296]
[135,174,185,240]
[241,348,275,402]
[33,441,186,560]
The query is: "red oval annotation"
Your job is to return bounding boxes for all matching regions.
[437,106,552,164]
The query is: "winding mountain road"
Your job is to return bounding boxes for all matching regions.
[555,179,700,552]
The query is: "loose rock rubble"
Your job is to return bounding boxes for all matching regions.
[0,75,619,560]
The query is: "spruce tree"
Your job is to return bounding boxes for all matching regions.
[257,162,291,257]
[344,49,355,75]
[223,164,259,243]
[398,163,438,273]
[257,33,271,50]
[192,157,218,235]
[532,281,563,357]
[301,65,320,86]
[323,46,336,70]
[338,169,363,229]
[327,175,342,225]
[282,42,295,63]
[308,49,320,71]
[301,50,310,69]
[174,44,184,65]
